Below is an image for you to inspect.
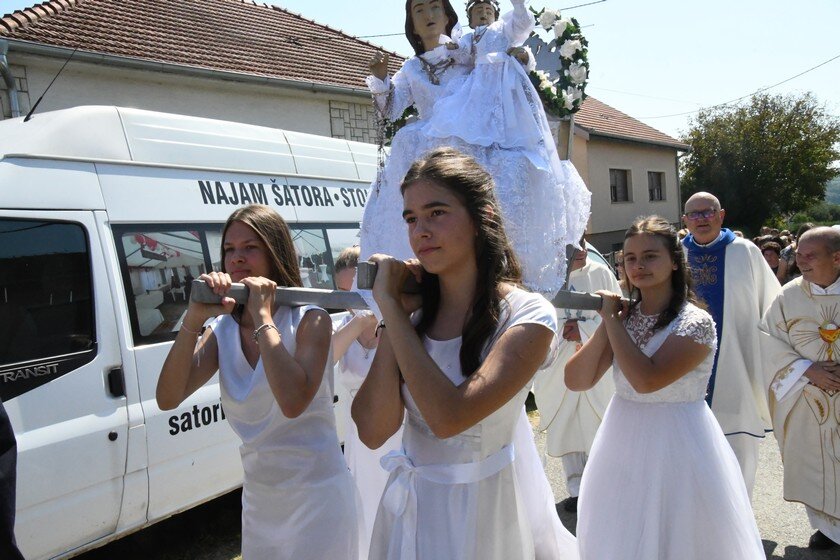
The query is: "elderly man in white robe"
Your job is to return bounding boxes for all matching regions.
[534,241,620,513]
[681,192,780,497]
[759,227,840,550]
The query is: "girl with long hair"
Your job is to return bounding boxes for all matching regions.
[565,216,764,559]
[352,148,578,560]
[156,205,358,559]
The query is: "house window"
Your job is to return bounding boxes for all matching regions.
[648,171,665,201]
[610,169,631,203]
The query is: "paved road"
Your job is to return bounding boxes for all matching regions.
[78,416,837,559]
[534,415,837,559]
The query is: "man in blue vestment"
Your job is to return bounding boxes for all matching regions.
[682,192,780,498]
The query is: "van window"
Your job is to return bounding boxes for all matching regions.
[115,227,209,344]
[293,225,361,291]
[0,219,96,400]
[117,223,363,345]
[292,228,333,290]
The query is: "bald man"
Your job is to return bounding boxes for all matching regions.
[682,192,781,497]
[759,227,840,550]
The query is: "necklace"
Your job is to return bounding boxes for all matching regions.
[356,335,376,360]
[470,26,490,56]
[418,54,454,85]
[473,25,489,45]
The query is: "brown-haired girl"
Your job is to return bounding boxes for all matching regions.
[156,205,358,559]
[352,148,578,560]
[566,216,764,559]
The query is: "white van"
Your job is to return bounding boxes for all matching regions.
[0,106,374,559]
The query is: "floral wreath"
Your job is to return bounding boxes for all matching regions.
[528,7,589,118]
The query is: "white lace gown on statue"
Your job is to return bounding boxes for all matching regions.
[367,289,579,560]
[576,303,765,560]
[362,22,590,294]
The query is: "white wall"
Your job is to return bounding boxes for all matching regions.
[3,53,370,136]
[586,137,681,250]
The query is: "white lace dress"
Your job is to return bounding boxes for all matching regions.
[363,20,590,294]
[576,303,764,559]
[367,288,579,559]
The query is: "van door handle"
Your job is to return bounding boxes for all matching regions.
[107,367,125,397]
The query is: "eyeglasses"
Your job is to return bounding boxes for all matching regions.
[683,208,718,221]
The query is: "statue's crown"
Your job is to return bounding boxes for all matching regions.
[466,0,500,16]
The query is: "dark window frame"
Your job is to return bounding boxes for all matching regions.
[648,171,665,202]
[609,169,631,203]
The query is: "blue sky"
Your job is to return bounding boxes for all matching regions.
[2,0,838,140]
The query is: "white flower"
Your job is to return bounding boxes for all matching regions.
[563,92,576,110]
[568,62,587,84]
[559,39,582,59]
[535,70,552,89]
[566,86,583,103]
[553,18,572,38]
[539,10,560,30]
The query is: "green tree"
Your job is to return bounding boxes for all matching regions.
[680,93,840,233]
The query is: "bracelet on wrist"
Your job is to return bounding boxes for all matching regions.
[180,323,203,336]
[253,323,279,342]
[375,320,386,338]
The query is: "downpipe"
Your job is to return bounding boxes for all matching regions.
[0,39,21,118]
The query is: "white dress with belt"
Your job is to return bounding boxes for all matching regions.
[367,288,579,560]
[213,305,359,560]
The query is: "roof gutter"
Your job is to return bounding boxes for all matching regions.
[581,128,691,152]
[4,39,370,98]
[0,39,21,118]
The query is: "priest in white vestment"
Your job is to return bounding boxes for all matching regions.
[759,227,840,550]
[534,243,619,512]
[681,192,780,496]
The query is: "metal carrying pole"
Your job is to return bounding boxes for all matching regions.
[189,261,610,311]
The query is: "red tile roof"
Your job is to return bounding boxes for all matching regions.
[0,0,404,91]
[575,96,689,150]
[1,0,686,149]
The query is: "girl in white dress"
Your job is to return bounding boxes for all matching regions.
[353,148,579,560]
[332,246,403,559]
[565,216,764,560]
[364,0,590,295]
[156,205,358,560]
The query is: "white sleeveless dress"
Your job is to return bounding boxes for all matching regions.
[213,306,359,560]
[367,288,579,560]
[576,303,764,559]
[334,314,404,559]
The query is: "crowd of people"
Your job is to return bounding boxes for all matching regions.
[3,0,836,559]
[144,184,839,560]
[151,0,835,557]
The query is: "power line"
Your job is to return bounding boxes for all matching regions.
[641,53,840,119]
[588,86,701,105]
